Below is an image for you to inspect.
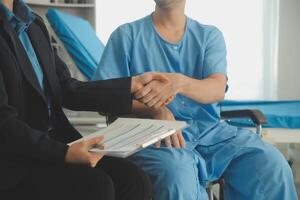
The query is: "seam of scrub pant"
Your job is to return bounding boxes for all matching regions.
[231,134,267,199]
[222,132,284,200]
[188,148,209,200]
[191,151,208,200]
[224,146,265,199]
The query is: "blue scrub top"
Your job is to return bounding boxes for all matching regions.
[93,15,238,147]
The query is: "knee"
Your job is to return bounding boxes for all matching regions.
[249,144,297,198]
[152,156,201,200]
[130,148,201,199]
[255,144,293,182]
[127,163,153,200]
[156,155,198,191]
[160,160,187,184]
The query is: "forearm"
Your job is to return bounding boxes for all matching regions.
[178,74,226,104]
[60,77,133,114]
[55,53,133,114]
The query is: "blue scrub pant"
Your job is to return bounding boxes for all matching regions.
[129,128,297,200]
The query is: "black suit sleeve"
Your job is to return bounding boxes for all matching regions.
[54,54,133,115]
[0,69,68,163]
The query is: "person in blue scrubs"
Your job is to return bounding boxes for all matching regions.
[93,0,298,199]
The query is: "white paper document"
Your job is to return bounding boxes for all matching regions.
[69,118,187,158]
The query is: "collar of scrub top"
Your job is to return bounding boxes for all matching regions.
[0,0,36,35]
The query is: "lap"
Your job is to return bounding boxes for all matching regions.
[129,127,295,200]
[4,161,114,200]
[129,145,202,174]
[3,157,151,200]
[195,128,283,179]
[129,146,207,200]
[98,156,152,200]
[129,145,207,186]
[130,128,287,184]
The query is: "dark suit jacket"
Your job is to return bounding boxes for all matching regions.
[0,12,132,190]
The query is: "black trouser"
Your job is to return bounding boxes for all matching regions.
[1,157,152,200]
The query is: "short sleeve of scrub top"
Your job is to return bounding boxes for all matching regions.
[92,26,132,80]
[202,28,227,78]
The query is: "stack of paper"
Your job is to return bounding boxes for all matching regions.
[69,118,187,158]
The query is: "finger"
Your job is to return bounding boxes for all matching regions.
[153,97,169,109]
[163,97,173,106]
[166,95,175,104]
[136,79,167,100]
[164,137,172,148]
[138,73,155,85]
[177,132,186,148]
[140,91,157,104]
[164,99,172,105]
[162,98,172,107]
[153,73,169,82]
[135,83,153,99]
[85,136,104,148]
[147,95,162,108]
[153,94,170,109]
[171,134,180,148]
[155,140,161,148]
[131,76,144,93]
[150,93,169,108]
[140,83,162,104]
[89,153,103,167]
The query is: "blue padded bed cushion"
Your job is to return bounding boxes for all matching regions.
[219,100,300,129]
[46,9,104,79]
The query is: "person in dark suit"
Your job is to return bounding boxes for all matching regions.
[0,0,153,199]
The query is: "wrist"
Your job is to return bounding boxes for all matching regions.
[131,76,143,93]
[65,146,72,163]
[149,106,168,117]
[176,73,186,94]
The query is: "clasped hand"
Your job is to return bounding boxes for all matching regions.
[132,72,181,108]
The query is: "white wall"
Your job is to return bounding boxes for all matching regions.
[277,0,300,100]
[96,0,155,43]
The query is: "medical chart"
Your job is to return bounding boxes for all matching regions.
[69,118,187,158]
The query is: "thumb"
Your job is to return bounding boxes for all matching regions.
[85,136,104,148]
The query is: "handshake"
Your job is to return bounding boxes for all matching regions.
[131,72,181,108]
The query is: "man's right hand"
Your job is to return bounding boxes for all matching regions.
[151,107,186,148]
[132,73,175,107]
[65,136,104,168]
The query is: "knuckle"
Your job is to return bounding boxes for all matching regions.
[142,97,149,103]
[141,97,148,102]
[152,88,159,93]
[81,141,87,147]
[141,90,148,96]
[147,95,154,100]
